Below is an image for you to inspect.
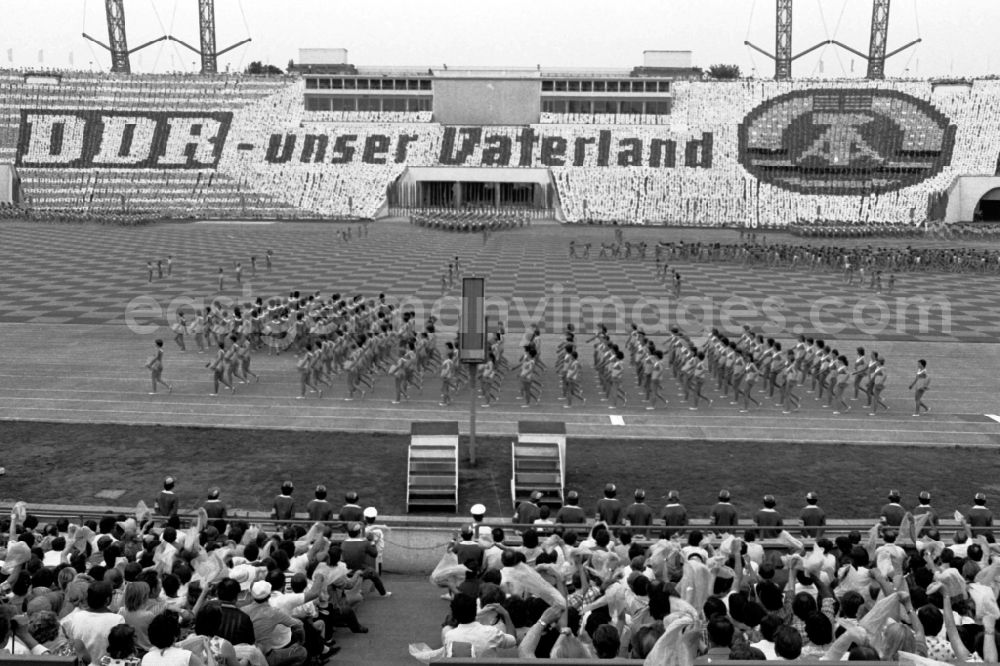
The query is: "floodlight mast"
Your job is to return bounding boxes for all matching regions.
[198,0,218,74]
[828,0,922,79]
[82,0,251,75]
[744,0,829,80]
[104,0,129,73]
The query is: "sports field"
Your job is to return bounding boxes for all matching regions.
[1,218,999,517]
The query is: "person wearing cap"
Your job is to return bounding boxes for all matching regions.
[272,481,296,523]
[203,487,227,522]
[595,483,623,526]
[469,504,493,544]
[338,492,363,530]
[879,490,905,527]
[555,491,586,524]
[912,491,939,536]
[969,493,995,541]
[305,485,334,522]
[513,491,542,531]
[362,507,386,573]
[624,489,653,531]
[754,495,783,539]
[342,523,391,597]
[154,477,178,518]
[710,490,739,530]
[660,491,688,538]
[243,580,308,666]
[800,492,826,538]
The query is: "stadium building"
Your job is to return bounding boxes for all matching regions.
[4,48,1000,225]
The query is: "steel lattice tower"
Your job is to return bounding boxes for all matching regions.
[198,0,218,74]
[774,0,793,79]
[105,0,130,73]
[866,0,890,79]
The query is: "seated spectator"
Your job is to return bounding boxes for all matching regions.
[441,593,516,658]
[142,612,204,666]
[243,581,307,666]
[61,581,126,663]
[101,624,141,666]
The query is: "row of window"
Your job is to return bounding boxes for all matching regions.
[305,95,433,112]
[303,77,672,94]
[541,99,672,115]
[541,79,670,93]
[303,96,671,115]
[305,77,433,91]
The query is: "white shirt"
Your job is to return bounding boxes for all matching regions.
[61,609,126,663]
[287,554,310,576]
[443,622,516,658]
[269,592,305,614]
[750,639,778,660]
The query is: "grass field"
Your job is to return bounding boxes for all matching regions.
[3,419,1000,522]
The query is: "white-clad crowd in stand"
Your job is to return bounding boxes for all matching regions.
[303,110,433,124]
[4,71,1000,226]
[539,112,672,125]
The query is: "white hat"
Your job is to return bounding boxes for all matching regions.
[250,580,272,601]
[363,507,378,519]
[470,504,486,516]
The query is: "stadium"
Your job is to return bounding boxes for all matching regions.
[2,0,1000,663]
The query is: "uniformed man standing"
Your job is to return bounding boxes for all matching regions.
[800,492,826,538]
[880,490,906,527]
[661,490,688,537]
[710,489,739,530]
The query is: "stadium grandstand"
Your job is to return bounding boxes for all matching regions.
[6,2,1000,665]
[4,48,1000,226]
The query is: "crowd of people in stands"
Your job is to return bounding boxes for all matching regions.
[303,110,433,124]
[410,486,1000,662]
[539,112,672,126]
[0,478,390,665]
[8,71,1000,226]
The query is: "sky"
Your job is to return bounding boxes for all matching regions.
[2,0,999,78]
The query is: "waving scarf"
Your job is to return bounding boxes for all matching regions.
[501,563,566,608]
[677,559,712,614]
[859,591,902,657]
[643,612,701,666]
[430,551,468,589]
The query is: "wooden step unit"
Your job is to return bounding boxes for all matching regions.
[407,421,459,512]
[511,421,566,512]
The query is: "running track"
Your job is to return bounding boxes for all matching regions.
[0,219,998,447]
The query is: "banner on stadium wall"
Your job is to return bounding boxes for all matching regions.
[16,110,232,169]
[11,88,958,196]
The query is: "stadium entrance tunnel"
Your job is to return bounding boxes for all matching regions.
[944,176,1000,223]
[386,167,561,218]
[975,187,1000,222]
